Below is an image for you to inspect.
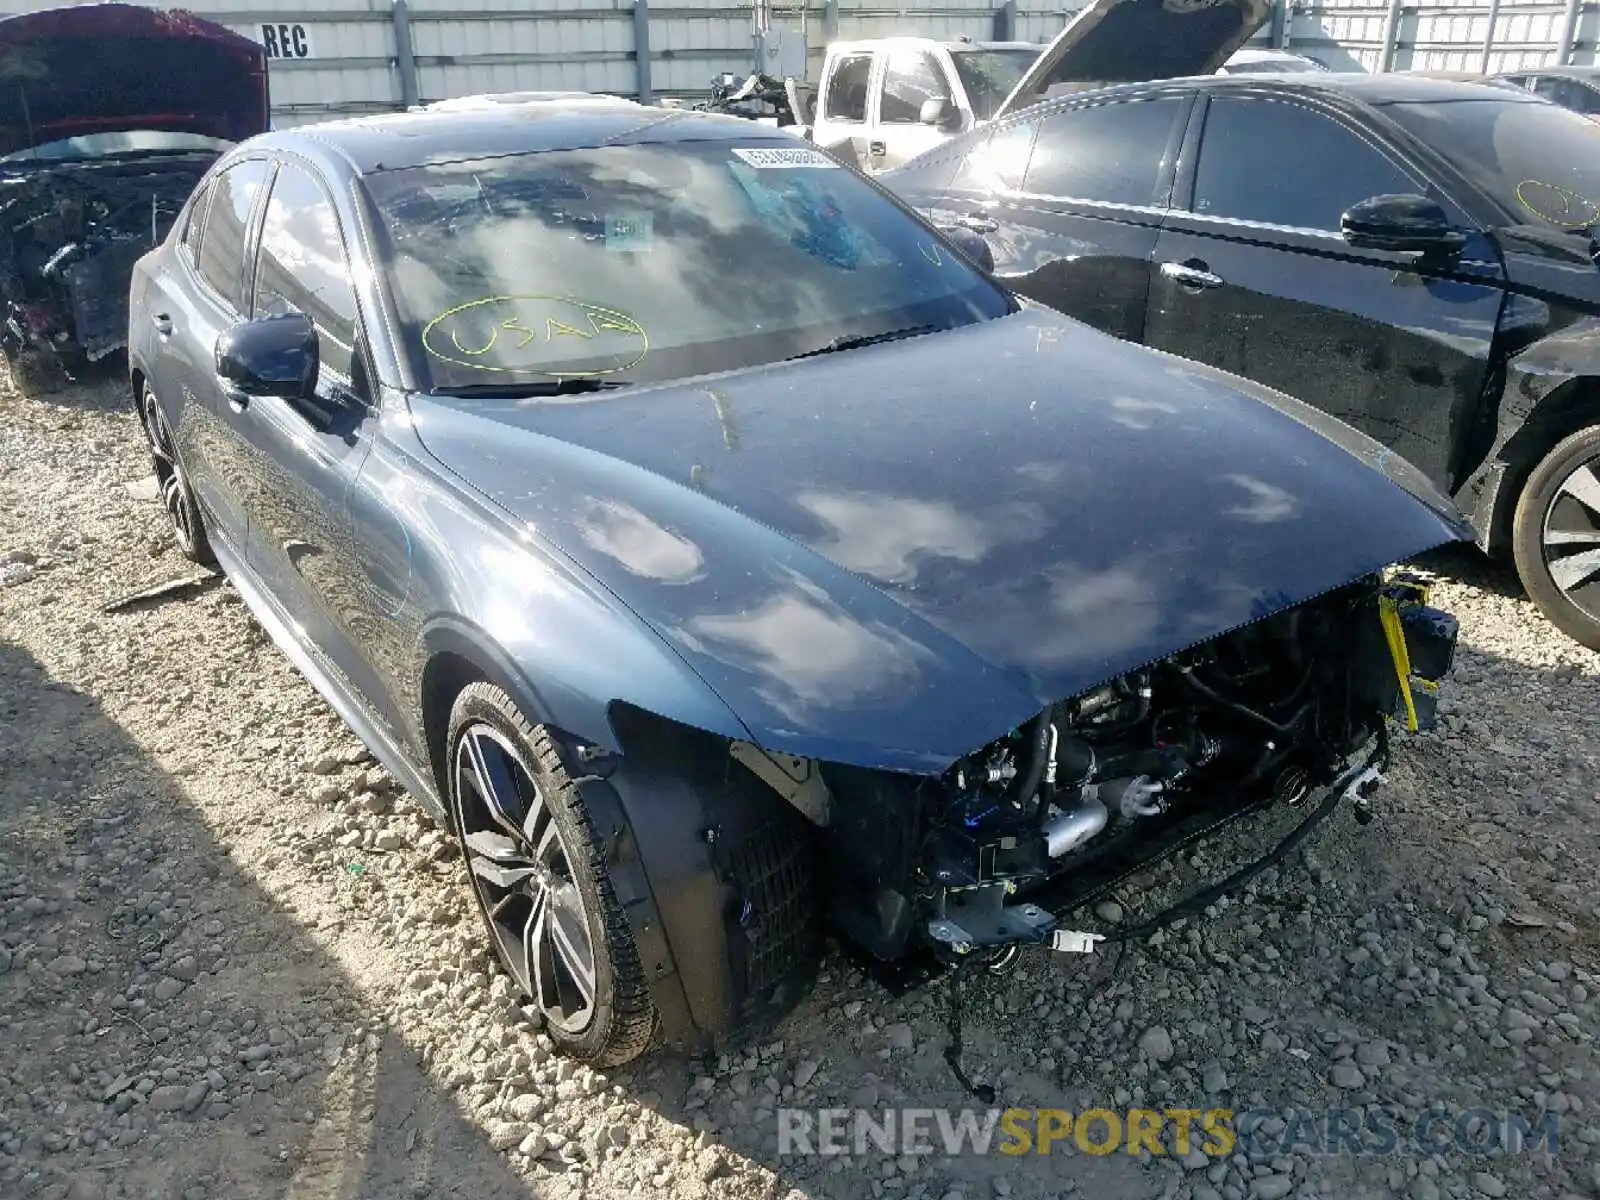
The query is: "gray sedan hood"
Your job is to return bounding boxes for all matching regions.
[409,308,1472,772]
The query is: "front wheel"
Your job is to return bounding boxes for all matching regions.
[1511,425,1600,651]
[137,383,213,565]
[446,683,658,1066]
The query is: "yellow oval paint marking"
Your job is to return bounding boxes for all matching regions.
[422,294,648,375]
[1514,178,1600,229]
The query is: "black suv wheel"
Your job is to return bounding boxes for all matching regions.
[1512,425,1600,651]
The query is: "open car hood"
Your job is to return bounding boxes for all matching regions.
[408,308,1474,773]
[995,0,1272,120]
[0,3,268,156]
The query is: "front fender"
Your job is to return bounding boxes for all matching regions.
[1457,317,1600,553]
[354,408,747,768]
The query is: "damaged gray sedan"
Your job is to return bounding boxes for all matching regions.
[0,3,267,392]
[127,103,1470,1068]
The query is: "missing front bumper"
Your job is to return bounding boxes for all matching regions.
[921,732,1390,962]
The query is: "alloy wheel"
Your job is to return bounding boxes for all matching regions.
[1540,454,1600,623]
[139,388,197,555]
[451,723,599,1034]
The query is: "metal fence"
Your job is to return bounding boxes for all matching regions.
[0,0,1074,127]
[1281,0,1594,73]
[4,0,1599,128]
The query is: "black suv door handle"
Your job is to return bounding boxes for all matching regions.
[1159,260,1224,290]
[151,313,173,337]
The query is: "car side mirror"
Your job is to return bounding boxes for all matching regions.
[1341,193,1468,255]
[938,225,994,273]
[919,97,961,131]
[215,312,319,400]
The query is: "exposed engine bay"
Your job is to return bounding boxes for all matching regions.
[0,152,213,387]
[735,572,1459,968]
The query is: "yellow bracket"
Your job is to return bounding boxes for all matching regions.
[1378,593,1419,733]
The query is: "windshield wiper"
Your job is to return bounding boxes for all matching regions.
[429,378,631,399]
[785,324,943,361]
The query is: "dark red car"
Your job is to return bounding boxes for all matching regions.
[0,3,267,393]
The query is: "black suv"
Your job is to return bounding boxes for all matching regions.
[883,74,1600,649]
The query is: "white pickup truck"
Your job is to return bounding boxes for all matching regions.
[809,0,1276,173]
[808,37,1042,174]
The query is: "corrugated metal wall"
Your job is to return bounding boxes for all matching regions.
[0,0,1075,127]
[5,0,1600,129]
[1278,0,1594,74]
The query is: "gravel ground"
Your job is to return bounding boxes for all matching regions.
[1,365,1598,1200]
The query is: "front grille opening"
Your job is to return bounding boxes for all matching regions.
[726,817,818,996]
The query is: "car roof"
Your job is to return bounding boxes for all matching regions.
[422,91,639,110]
[1227,47,1316,61]
[827,37,1039,53]
[1500,63,1600,79]
[246,103,793,175]
[1037,71,1547,107]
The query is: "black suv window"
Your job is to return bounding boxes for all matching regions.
[253,161,359,385]
[1192,96,1415,231]
[825,54,873,122]
[881,50,949,124]
[195,159,270,306]
[1024,98,1185,206]
[953,118,1039,193]
[1548,78,1600,116]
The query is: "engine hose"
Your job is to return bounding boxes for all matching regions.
[1010,712,1053,815]
[1177,667,1306,736]
[1265,664,1316,712]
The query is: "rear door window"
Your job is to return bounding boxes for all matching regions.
[824,54,873,123]
[178,181,214,267]
[195,159,271,308]
[1024,97,1186,206]
[952,118,1039,192]
[1190,96,1416,231]
[1551,78,1600,115]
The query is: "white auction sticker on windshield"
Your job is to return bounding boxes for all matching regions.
[731,146,839,169]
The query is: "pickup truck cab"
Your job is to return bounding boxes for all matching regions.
[810,37,1041,173]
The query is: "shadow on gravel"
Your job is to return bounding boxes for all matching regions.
[0,639,539,1200]
[22,355,129,416]
[590,637,1598,1200]
[1411,542,1527,602]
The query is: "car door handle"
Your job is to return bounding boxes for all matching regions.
[953,214,999,234]
[151,313,173,337]
[1159,260,1224,290]
[869,140,886,157]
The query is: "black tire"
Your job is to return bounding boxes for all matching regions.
[137,382,214,566]
[4,346,65,396]
[446,682,658,1066]
[1511,424,1600,651]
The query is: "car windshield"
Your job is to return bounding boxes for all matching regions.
[950,49,1039,121]
[0,131,232,164]
[1380,96,1600,229]
[362,139,1011,391]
